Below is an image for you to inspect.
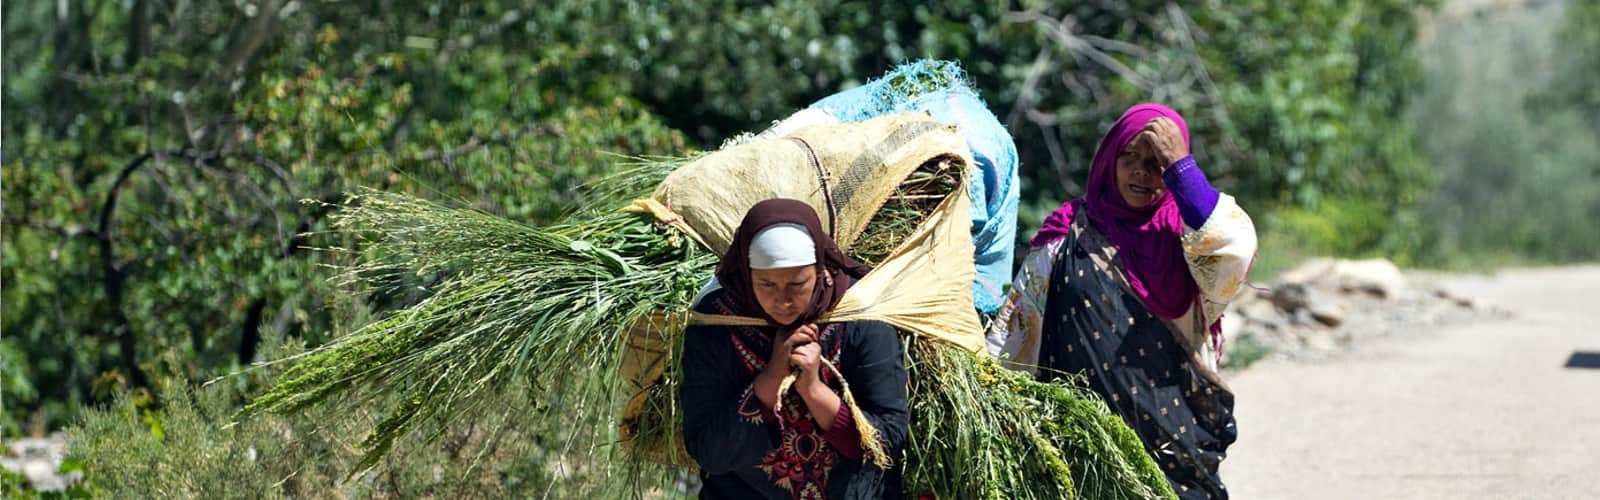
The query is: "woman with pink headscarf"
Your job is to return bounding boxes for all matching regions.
[987,103,1257,499]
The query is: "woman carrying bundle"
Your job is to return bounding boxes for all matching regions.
[988,103,1257,499]
[681,199,909,499]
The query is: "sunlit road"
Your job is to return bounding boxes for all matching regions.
[1220,266,1600,499]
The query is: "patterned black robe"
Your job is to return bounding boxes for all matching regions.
[681,290,909,500]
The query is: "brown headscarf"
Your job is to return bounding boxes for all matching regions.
[714,199,871,328]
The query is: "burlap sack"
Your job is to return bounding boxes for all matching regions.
[628,111,985,350]
[619,112,986,465]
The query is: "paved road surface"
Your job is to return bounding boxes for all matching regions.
[1219,266,1600,499]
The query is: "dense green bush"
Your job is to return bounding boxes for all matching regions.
[61,340,614,498]
[2,1,688,433]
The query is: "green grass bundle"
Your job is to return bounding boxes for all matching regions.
[903,342,1174,500]
[241,158,713,480]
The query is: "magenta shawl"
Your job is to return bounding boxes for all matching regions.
[1029,103,1198,320]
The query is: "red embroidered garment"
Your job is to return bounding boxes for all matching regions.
[726,313,853,499]
[681,290,910,498]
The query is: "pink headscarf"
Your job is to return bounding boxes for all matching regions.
[1030,103,1198,320]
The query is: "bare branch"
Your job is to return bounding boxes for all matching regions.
[1029,115,1082,196]
[223,0,284,80]
[1007,47,1055,131]
[94,146,298,390]
[1016,10,1154,92]
[98,150,177,391]
[413,123,566,164]
[1166,4,1232,131]
[1081,34,1150,58]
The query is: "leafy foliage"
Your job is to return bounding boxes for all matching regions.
[62,339,612,498]
[2,0,687,433]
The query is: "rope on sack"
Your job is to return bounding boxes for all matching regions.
[788,137,839,239]
[778,137,888,467]
[773,357,893,469]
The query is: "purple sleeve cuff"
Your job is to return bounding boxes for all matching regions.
[1164,155,1219,229]
[822,403,864,461]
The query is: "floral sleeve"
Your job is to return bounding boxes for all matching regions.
[1164,156,1257,330]
[1180,193,1257,329]
[985,238,1065,375]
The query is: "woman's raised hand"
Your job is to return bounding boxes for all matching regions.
[1138,117,1188,169]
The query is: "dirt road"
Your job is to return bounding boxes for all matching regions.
[1219,265,1600,499]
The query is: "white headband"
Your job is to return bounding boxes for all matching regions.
[748,223,817,269]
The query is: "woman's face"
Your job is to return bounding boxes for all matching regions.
[1114,137,1167,208]
[751,265,817,325]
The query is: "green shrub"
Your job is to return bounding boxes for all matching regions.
[61,338,663,498]
[1221,333,1269,371]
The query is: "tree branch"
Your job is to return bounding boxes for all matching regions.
[1007,46,1055,131]
[1017,10,1154,92]
[240,191,338,364]
[223,0,284,80]
[413,123,565,165]
[98,151,171,391]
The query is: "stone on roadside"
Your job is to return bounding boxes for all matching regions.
[1331,259,1407,299]
[1304,288,1349,327]
[1303,330,1340,352]
[1238,298,1286,328]
[1269,283,1310,313]
[1221,311,1247,340]
[22,459,65,492]
[1434,287,1476,309]
[1291,308,1317,326]
[3,434,76,493]
[1276,258,1338,287]
[8,439,48,459]
[1277,257,1408,299]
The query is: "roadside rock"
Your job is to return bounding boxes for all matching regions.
[1303,288,1349,327]
[1278,258,1407,299]
[1302,329,1341,352]
[1269,283,1310,312]
[1435,287,1477,309]
[1222,257,1501,366]
[1330,259,1407,299]
[21,459,63,491]
[1,433,77,493]
[1237,296,1285,329]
